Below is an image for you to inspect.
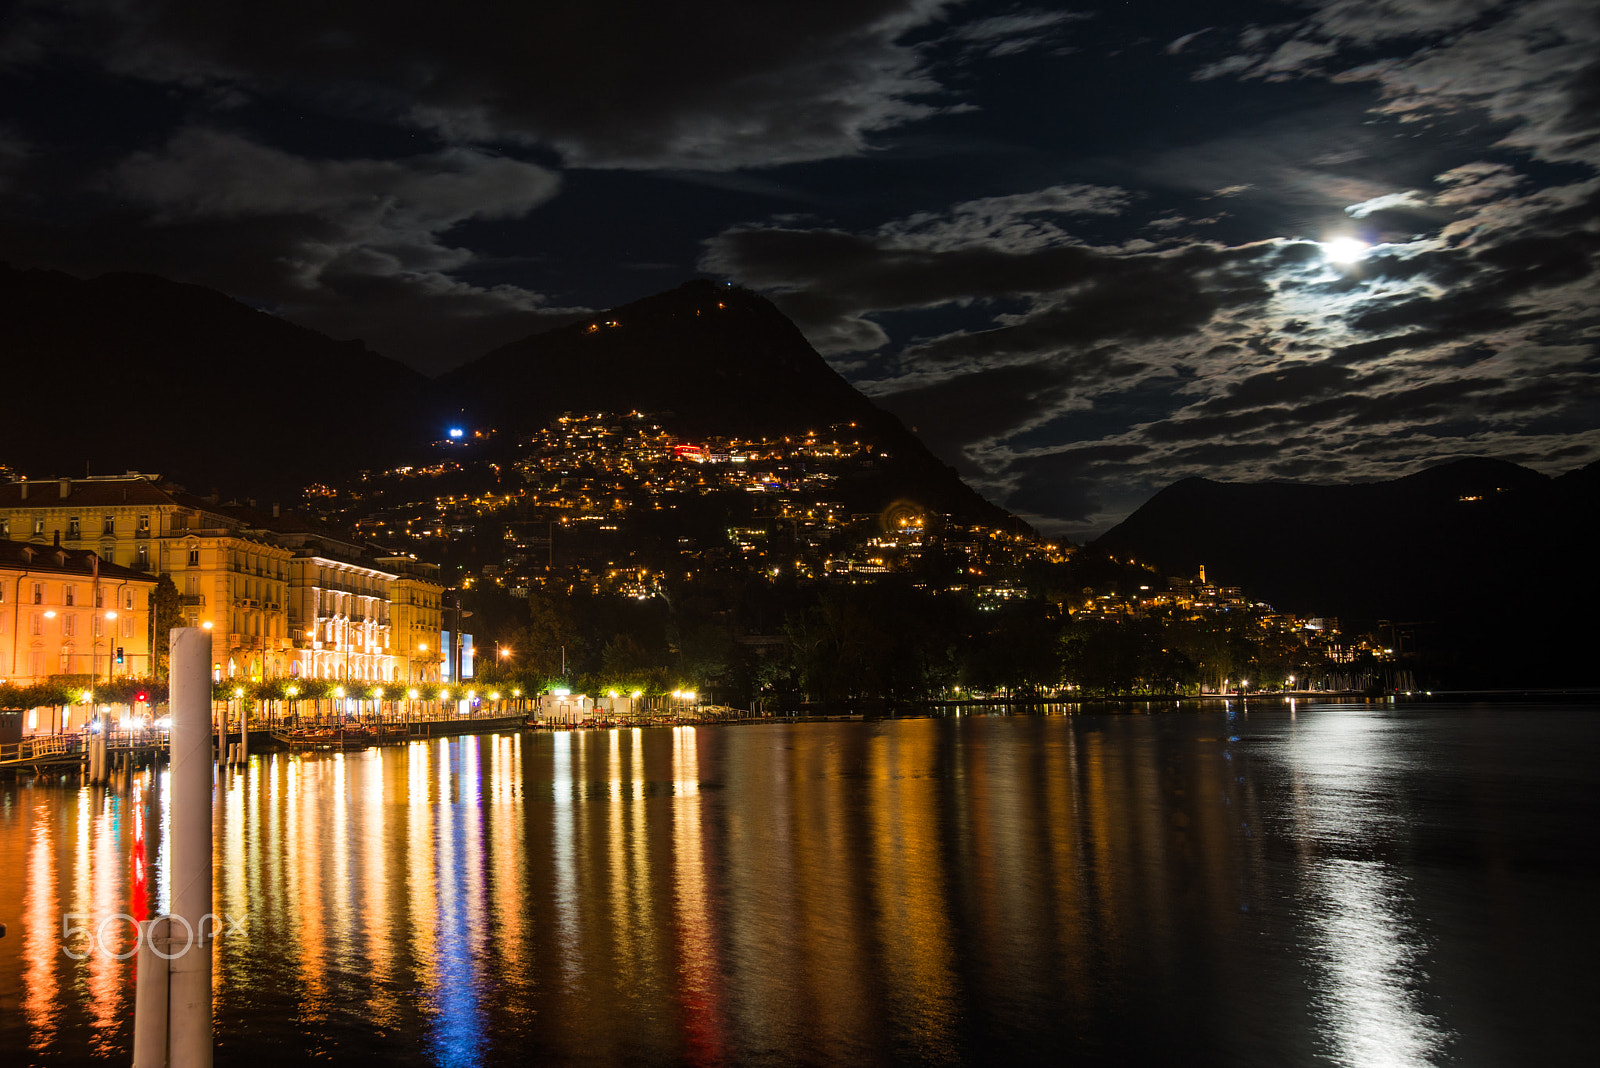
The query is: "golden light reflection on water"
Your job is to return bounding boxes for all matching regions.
[671,726,728,1065]
[3,708,1568,1065]
[23,805,59,1050]
[869,721,958,1060]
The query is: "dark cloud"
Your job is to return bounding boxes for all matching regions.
[1001,443,1153,525]
[872,363,1063,461]
[1,0,961,171]
[1196,362,1390,413]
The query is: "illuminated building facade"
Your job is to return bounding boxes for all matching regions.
[0,538,156,685]
[0,474,442,682]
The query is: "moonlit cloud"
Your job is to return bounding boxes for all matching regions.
[1,0,1595,535]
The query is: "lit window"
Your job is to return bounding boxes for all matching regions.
[67,517,80,537]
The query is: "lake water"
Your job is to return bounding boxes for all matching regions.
[2,699,1596,1066]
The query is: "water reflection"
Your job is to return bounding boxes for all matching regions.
[1284,709,1451,1067]
[1,706,1591,1065]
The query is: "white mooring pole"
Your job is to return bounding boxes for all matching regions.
[167,626,214,1067]
[131,915,169,1067]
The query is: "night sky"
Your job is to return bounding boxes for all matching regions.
[2,1,1596,539]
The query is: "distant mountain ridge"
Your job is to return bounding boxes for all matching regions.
[435,279,1008,522]
[1094,456,1599,686]
[0,262,431,499]
[0,267,1007,524]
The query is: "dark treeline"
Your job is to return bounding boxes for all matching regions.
[463,554,1364,708]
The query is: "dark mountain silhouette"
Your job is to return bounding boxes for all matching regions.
[1,268,1008,525]
[435,279,1009,523]
[1,262,432,499]
[1094,457,1599,687]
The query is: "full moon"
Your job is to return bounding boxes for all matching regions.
[1322,236,1369,264]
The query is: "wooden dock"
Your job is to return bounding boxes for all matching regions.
[0,730,167,773]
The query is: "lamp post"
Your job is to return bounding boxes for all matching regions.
[102,610,119,739]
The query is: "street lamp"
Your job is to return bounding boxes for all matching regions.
[105,610,118,681]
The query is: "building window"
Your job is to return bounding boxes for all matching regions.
[62,614,75,637]
[125,589,135,610]
[67,517,80,538]
[34,518,44,535]
[63,585,75,606]
[1,518,7,536]
[94,615,104,639]
[121,615,134,638]
[137,544,149,567]
[138,514,150,533]
[95,587,104,608]
[188,548,200,566]
[32,583,43,604]
[30,612,43,635]
[103,515,116,534]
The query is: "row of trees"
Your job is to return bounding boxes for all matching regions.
[464,576,1355,708]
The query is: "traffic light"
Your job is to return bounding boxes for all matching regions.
[135,692,148,704]
[116,646,124,664]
